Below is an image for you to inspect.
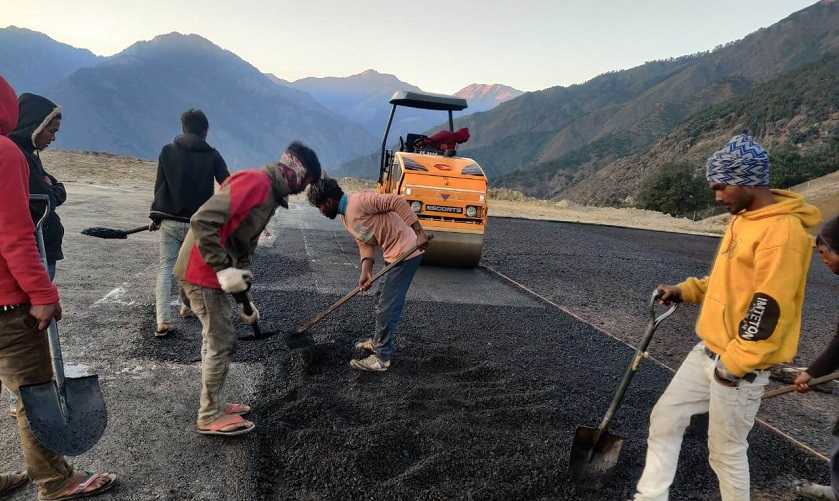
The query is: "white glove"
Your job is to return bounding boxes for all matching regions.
[240,302,260,325]
[216,267,252,293]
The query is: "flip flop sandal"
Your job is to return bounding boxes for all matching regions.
[196,413,255,436]
[39,471,116,500]
[0,471,29,496]
[223,403,251,416]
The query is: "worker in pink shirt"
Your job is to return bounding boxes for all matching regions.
[308,177,429,372]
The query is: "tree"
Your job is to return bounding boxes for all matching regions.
[637,163,713,218]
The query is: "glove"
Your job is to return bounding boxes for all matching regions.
[240,302,260,325]
[216,267,252,293]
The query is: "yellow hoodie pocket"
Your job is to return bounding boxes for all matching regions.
[699,296,731,347]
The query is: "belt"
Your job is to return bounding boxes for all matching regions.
[0,304,25,313]
[704,346,766,383]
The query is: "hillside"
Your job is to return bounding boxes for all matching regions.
[0,26,101,94]
[44,33,376,168]
[457,0,839,187]
[553,52,839,206]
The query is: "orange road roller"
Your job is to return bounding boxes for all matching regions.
[377,90,488,267]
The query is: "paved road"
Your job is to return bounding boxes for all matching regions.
[1,184,832,500]
[483,216,839,456]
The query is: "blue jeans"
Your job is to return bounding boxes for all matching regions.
[372,255,421,361]
[155,220,190,325]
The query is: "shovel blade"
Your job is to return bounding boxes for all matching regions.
[19,375,107,456]
[568,425,624,484]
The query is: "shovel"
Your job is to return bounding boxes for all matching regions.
[762,370,839,399]
[294,236,431,335]
[569,289,678,484]
[233,290,264,341]
[81,224,149,239]
[18,195,108,456]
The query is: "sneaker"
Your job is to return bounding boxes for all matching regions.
[155,323,171,338]
[350,355,390,372]
[179,305,195,319]
[797,482,836,500]
[354,338,375,352]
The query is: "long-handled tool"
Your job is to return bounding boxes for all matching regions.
[81,224,149,239]
[295,236,431,335]
[762,370,839,399]
[233,290,263,340]
[569,290,678,484]
[19,195,108,456]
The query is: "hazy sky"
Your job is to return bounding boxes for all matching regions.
[1,0,817,93]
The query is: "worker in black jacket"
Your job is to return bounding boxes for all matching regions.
[149,109,229,337]
[8,93,65,281]
[794,215,839,500]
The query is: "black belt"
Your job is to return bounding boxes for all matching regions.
[704,346,764,383]
[0,304,25,313]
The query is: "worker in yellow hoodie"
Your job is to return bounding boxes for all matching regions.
[634,133,822,501]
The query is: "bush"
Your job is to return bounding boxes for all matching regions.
[637,163,713,218]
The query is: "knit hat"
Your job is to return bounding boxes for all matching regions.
[817,215,839,253]
[706,133,770,186]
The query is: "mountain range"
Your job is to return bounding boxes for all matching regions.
[453,0,839,203]
[0,27,520,169]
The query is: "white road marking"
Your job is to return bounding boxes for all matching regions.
[94,283,137,306]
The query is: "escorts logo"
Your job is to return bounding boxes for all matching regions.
[738,292,780,341]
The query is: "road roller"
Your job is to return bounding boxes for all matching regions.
[377,90,488,267]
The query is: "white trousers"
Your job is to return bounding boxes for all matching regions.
[634,342,769,501]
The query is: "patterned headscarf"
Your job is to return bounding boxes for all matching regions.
[706,134,770,186]
[279,150,308,194]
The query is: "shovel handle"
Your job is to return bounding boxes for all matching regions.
[125,225,152,235]
[762,370,839,399]
[29,196,67,394]
[296,236,431,334]
[232,291,262,338]
[593,290,678,442]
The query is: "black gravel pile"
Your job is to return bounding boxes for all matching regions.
[241,287,827,500]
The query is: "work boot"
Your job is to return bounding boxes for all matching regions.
[797,482,836,500]
[350,354,390,372]
[354,338,375,352]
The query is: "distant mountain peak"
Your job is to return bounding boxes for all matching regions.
[454,83,523,112]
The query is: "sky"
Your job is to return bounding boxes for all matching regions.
[0,0,818,94]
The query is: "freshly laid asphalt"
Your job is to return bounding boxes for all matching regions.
[1,185,835,500]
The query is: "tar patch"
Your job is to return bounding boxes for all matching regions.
[738,293,780,341]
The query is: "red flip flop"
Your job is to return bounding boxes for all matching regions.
[196,414,255,436]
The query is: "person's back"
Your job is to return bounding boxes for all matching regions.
[150,131,229,223]
[149,109,229,337]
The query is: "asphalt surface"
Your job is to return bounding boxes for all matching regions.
[1,184,834,500]
[483,217,839,457]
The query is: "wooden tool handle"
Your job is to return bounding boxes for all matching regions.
[762,370,839,399]
[296,236,430,334]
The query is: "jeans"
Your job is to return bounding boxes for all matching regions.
[155,220,190,326]
[0,307,74,497]
[181,281,235,426]
[634,342,769,501]
[372,255,421,361]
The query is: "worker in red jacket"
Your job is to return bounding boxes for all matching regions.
[0,76,116,500]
